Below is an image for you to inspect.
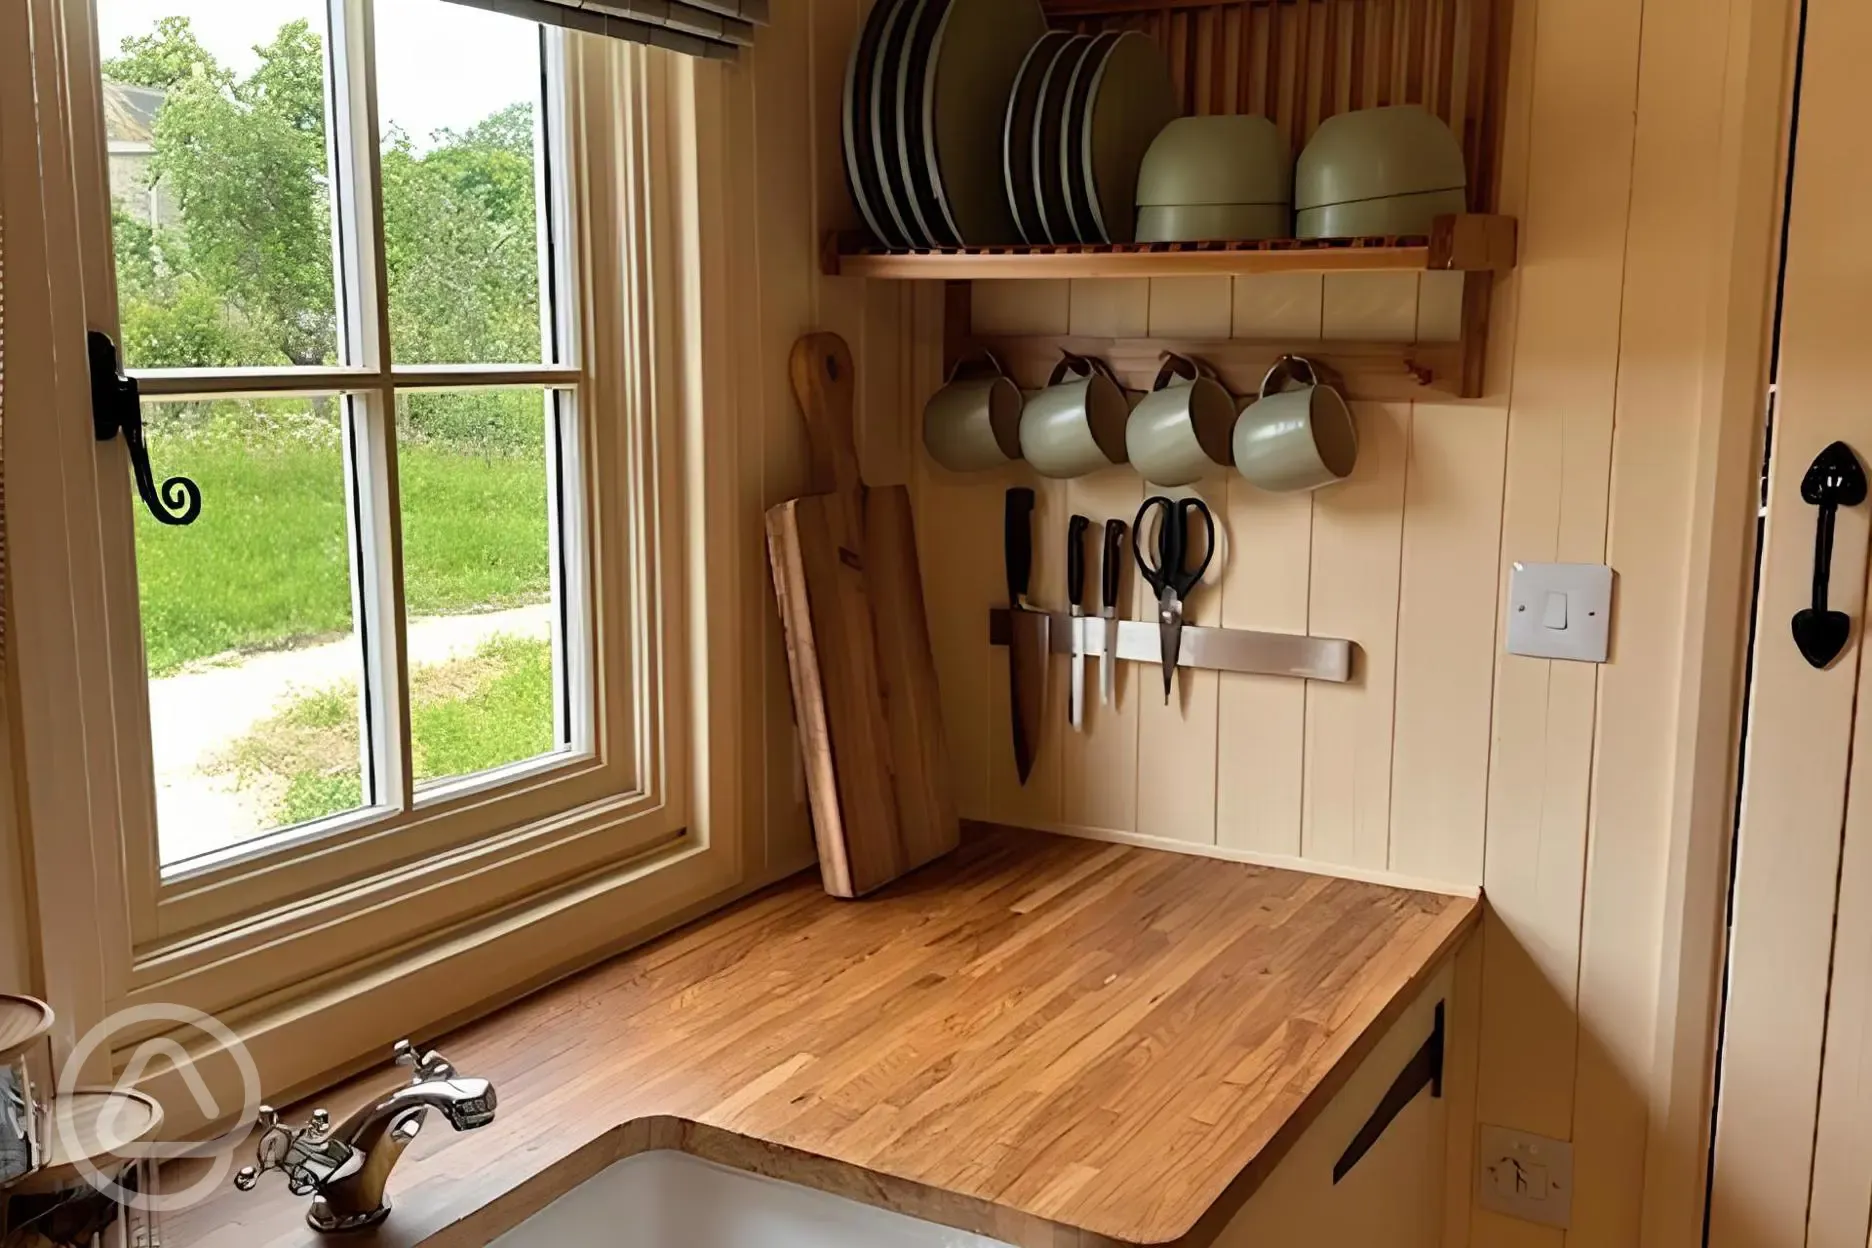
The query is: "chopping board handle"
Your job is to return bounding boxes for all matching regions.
[790,333,864,540]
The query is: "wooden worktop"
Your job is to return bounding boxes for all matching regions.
[167,826,1477,1248]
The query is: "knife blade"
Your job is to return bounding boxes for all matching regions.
[1066,515,1090,732]
[1100,518,1125,706]
[1005,488,1048,785]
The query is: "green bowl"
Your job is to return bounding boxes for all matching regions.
[1295,106,1465,228]
[1295,187,1467,239]
[1136,202,1292,243]
[1134,115,1291,241]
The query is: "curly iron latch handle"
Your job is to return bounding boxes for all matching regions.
[88,330,201,526]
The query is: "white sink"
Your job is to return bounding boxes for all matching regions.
[489,1149,1015,1247]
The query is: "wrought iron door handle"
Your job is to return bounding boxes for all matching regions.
[1793,441,1865,669]
[88,330,201,526]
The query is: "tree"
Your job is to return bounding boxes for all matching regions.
[104,15,231,91]
[105,17,542,384]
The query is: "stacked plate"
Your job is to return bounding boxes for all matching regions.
[843,5,1178,249]
[843,0,1049,248]
[1006,31,1177,245]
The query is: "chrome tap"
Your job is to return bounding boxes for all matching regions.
[235,1039,497,1233]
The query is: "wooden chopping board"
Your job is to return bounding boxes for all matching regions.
[764,333,958,897]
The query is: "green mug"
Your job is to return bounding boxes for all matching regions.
[922,352,1023,473]
[1232,355,1359,492]
[1125,353,1236,487]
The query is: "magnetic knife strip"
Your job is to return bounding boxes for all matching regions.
[987,611,1354,684]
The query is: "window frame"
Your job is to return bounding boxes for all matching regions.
[4,0,722,1058]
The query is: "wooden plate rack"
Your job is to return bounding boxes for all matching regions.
[826,0,1515,400]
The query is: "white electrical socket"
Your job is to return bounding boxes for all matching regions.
[1477,1124,1573,1228]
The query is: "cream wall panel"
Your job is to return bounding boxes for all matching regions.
[1214,276,1325,858]
[1059,280,1148,834]
[1389,403,1506,883]
[1322,272,1423,343]
[1474,4,1643,1236]
[1133,476,1226,845]
[1214,478,1311,857]
[1569,0,1750,1237]
[1417,272,1466,344]
[1230,273,1325,342]
[750,0,821,876]
[734,0,931,878]
[1068,277,1150,340]
[1301,401,1408,869]
[1148,276,1234,339]
[1635,0,1791,1237]
[1135,279,1232,846]
[717,52,782,880]
[969,280,1073,830]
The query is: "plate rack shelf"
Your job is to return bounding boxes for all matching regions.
[830,0,1515,399]
[824,212,1515,280]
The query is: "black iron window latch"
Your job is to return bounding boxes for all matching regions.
[88,330,201,526]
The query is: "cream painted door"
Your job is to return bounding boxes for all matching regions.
[1707,1,1872,1243]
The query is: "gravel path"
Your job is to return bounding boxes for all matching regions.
[151,603,553,865]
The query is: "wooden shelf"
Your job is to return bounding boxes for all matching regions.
[825,214,1516,281]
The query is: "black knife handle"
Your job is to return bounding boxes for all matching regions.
[1102,519,1126,611]
[1005,487,1036,604]
[1067,515,1090,608]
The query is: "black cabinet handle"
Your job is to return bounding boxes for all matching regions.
[1792,440,1864,669]
[89,330,201,526]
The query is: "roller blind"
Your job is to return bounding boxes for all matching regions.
[446,0,768,59]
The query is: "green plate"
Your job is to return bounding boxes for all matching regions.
[1002,32,1072,245]
[1081,32,1178,244]
[843,0,912,247]
[1059,32,1120,244]
[1029,34,1093,245]
[924,0,1049,246]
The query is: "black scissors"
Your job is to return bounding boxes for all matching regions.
[1133,495,1216,703]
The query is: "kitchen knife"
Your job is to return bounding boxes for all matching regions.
[1066,514,1090,732]
[1100,518,1125,706]
[1005,488,1048,785]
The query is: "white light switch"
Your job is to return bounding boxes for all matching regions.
[1507,563,1613,662]
[1541,591,1568,631]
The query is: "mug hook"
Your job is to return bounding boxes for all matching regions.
[1258,353,1321,401]
[947,347,1011,385]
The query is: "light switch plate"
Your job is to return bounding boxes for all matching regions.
[1506,562,1613,662]
[1478,1124,1573,1228]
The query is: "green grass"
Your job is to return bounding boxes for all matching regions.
[135,394,550,676]
[215,633,557,827]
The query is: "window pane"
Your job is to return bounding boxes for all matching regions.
[98,2,342,371]
[396,390,565,791]
[375,0,549,365]
[139,399,369,866]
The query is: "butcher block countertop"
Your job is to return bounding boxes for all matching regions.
[170,826,1478,1248]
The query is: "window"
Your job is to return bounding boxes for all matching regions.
[0,0,729,1077]
[97,0,584,871]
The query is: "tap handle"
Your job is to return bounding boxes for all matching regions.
[393,1037,455,1082]
[234,1104,358,1197]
